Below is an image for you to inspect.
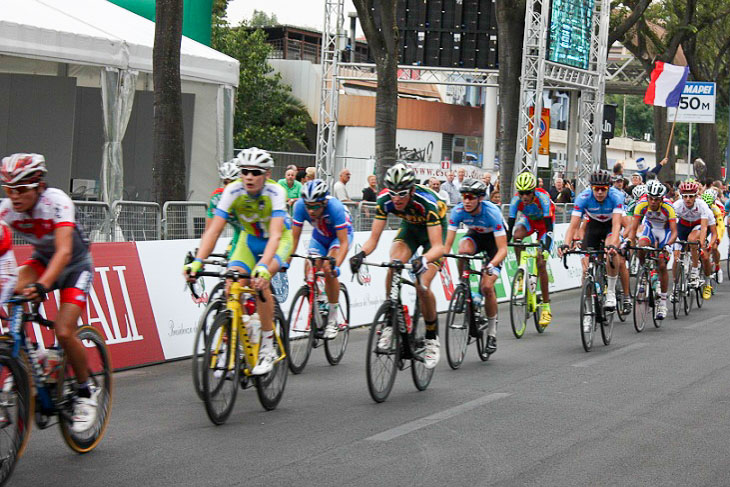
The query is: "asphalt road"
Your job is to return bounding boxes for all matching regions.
[11,281,730,487]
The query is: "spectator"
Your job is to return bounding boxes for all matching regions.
[613,161,624,177]
[277,168,302,205]
[556,180,573,203]
[549,177,564,201]
[304,166,316,183]
[482,172,495,198]
[285,164,297,173]
[428,177,450,202]
[453,167,466,191]
[636,157,668,181]
[442,171,460,204]
[333,168,353,202]
[612,175,628,197]
[296,169,305,182]
[362,174,378,202]
[490,181,501,204]
[538,177,544,189]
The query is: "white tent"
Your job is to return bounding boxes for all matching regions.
[0,0,239,202]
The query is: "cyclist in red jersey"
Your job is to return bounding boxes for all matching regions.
[0,154,97,433]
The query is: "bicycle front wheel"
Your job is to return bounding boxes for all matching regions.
[192,292,226,400]
[255,304,289,411]
[672,266,682,319]
[600,296,615,346]
[286,286,314,374]
[444,284,469,369]
[633,269,650,333]
[410,303,434,392]
[366,302,399,403]
[324,283,350,365]
[58,325,113,452]
[616,277,627,322]
[579,279,596,352]
[201,313,240,425]
[510,268,528,338]
[696,281,704,308]
[0,348,33,486]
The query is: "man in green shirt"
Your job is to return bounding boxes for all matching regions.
[278,168,302,206]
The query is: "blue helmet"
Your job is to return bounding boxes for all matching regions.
[301,179,329,202]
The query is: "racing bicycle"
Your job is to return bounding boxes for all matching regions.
[628,245,663,332]
[508,242,547,338]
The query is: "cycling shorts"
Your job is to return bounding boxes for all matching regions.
[638,222,671,248]
[228,230,293,274]
[309,229,354,257]
[23,253,93,309]
[676,222,701,243]
[513,216,554,252]
[582,219,614,250]
[461,229,502,273]
[394,219,447,266]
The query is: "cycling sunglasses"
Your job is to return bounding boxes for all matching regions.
[305,203,324,211]
[518,190,533,196]
[388,189,410,198]
[592,185,609,192]
[240,168,266,177]
[2,183,39,195]
[681,194,697,199]
[461,193,479,201]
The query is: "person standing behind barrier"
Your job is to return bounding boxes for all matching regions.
[442,171,460,204]
[278,168,302,207]
[453,167,466,191]
[362,174,378,202]
[428,177,450,202]
[333,169,353,202]
[482,172,495,199]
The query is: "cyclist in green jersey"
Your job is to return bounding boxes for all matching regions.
[206,160,241,256]
[350,163,447,369]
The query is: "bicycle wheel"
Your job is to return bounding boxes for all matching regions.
[579,279,596,352]
[509,268,528,338]
[0,348,33,486]
[633,269,649,333]
[366,302,399,403]
[696,280,704,308]
[324,283,350,365]
[475,320,491,361]
[58,326,113,452]
[286,286,314,374]
[192,292,226,400]
[652,286,661,328]
[616,277,627,322]
[672,266,682,320]
[410,303,434,391]
[201,313,240,425]
[255,305,289,411]
[444,284,469,369]
[600,294,615,345]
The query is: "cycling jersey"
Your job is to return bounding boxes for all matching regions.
[292,196,354,255]
[508,188,555,221]
[572,187,625,222]
[709,204,724,237]
[375,185,447,227]
[672,198,713,227]
[634,198,676,229]
[0,223,17,305]
[448,201,507,237]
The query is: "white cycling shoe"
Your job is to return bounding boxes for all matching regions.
[423,338,440,369]
[72,386,100,433]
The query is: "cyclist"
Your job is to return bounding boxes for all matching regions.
[506,171,555,327]
[185,147,293,375]
[558,170,625,310]
[444,179,507,353]
[626,180,677,320]
[700,189,724,286]
[349,163,447,369]
[205,160,241,256]
[0,153,98,432]
[672,180,713,300]
[287,179,353,338]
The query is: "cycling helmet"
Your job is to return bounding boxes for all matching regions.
[235,147,274,169]
[589,170,612,186]
[1,153,47,185]
[301,179,329,202]
[701,190,716,206]
[631,184,647,200]
[218,160,240,181]
[384,163,416,191]
[646,179,667,198]
[678,180,700,194]
[459,178,487,197]
[514,171,537,191]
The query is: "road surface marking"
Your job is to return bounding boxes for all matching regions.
[571,342,648,368]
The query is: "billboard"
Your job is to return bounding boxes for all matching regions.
[547,0,595,71]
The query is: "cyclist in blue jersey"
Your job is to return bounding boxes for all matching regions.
[444,179,508,354]
[287,179,353,338]
[558,170,625,309]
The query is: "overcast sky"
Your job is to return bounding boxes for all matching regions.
[227,0,360,34]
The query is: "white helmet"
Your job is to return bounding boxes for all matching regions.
[1,153,47,185]
[301,179,329,202]
[218,160,240,181]
[235,147,274,169]
[632,184,647,200]
[646,179,667,198]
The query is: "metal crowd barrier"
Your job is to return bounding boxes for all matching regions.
[162,201,207,240]
[76,201,112,242]
[110,201,161,242]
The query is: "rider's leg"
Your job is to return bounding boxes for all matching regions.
[481,272,499,352]
[418,264,440,339]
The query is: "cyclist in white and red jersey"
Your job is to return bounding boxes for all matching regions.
[0,153,97,432]
[0,222,18,305]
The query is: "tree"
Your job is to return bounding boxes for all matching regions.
[153,0,186,205]
[352,0,400,186]
[249,9,279,27]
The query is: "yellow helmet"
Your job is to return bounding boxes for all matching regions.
[515,171,537,192]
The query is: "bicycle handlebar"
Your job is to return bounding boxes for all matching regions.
[443,253,488,261]
[6,296,54,328]
[362,260,414,270]
[185,269,265,302]
[508,242,541,248]
[291,253,336,265]
[561,248,617,270]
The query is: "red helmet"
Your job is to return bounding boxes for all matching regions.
[678,180,699,195]
[1,153,47,185]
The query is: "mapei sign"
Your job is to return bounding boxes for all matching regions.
[667,82,716,124]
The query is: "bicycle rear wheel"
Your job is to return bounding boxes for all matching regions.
[600,296,615,346]
[255,304,289,411]
[192,292,226,400]
[616,277,627,322]
[509,268,528,338]
[579,279,596,352]
[58,325,113,452]
[0,348,32,486]
[201,313,240,425]
[672,266,682,319]
[696,281,704,308]
[410,303,434,391]
[633,269,649,333]
[366,302,399,403]
[444,284,469,369]
[286,286,314,374]
[324,283,350,365]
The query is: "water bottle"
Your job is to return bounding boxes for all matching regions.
[650,271,659,296]
[402,305,413,334]
[472,291,483,308]
[528,274,537,294]
[44,347,61,383]
[316,276,327,302]
[247,313,261,345]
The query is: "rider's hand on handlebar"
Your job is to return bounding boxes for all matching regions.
[183,258,203,282]
[411,256,429,276]
[349,250,365,274]
[251,264,271,291]
[558,244,569,258]
[23,282,48,302]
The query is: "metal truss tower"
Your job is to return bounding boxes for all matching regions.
[315,0,345,182]
[514,0,611,193]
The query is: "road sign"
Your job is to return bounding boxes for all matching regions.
[441,160,451,170]
[667,82,716,124]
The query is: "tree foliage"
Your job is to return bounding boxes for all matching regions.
[249,9,279,27]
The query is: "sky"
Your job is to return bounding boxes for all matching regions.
[227,0,359,34]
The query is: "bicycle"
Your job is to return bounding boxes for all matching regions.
[362,260,433,403]
[190,269,288,425]
[286,254,350,374]
[562,247,616,352]
[442,253,493,369]
[507,242,547,338]
[671,240,698,318]
[627,245,663,332]
[0,295,113,485]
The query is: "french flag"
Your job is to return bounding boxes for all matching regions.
[644,61,690,107]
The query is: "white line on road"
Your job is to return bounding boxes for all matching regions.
[365,392,511,442]
[685,314,728,330]
[571,342,648,368]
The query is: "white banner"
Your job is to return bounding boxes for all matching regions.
[666,82,716,124]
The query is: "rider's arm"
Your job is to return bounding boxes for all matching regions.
[490,234,508,268]
[444,229,457,251]
[708,223,717,248]
[699,218,708,248]
[542,216,554,249]
[562,214,582,250]
[37,226,73,290]
[361,218,386,256]
[668,219,678,247]
[627,214,641,242]
[607,212,622,248]
[506,217,516,241]
[257,216,284,270]
[288,224,302,264]
[423,224,445,263]
[288,199,307,264]
[333,227,349,268]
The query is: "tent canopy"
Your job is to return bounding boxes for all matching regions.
[0,0,239,87]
